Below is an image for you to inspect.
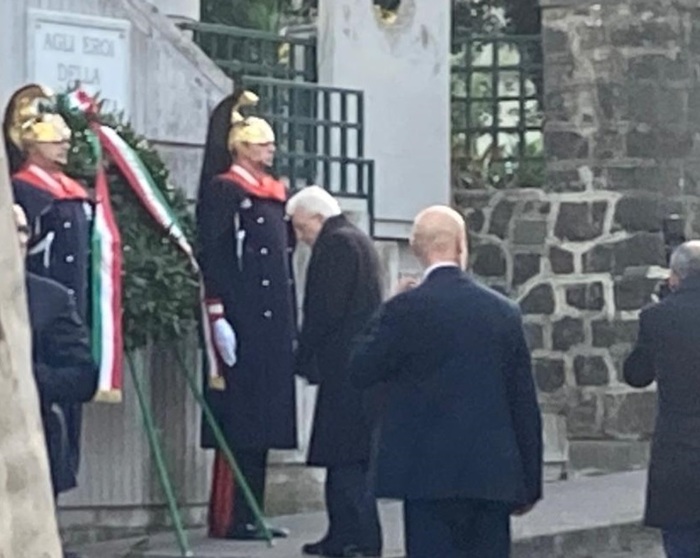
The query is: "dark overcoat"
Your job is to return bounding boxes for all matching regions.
[296,215,383,467]
[13,173,93,484]
[624,276,700,527]
[349,268,543,508]
[197,173,297,451]
[26,273,98,495]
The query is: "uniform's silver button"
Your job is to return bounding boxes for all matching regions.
[263,310,273,319]
[262,279,270,287]
[260,247,269,255]
[65,255,75,263]
[63,221,72,229]
[286,247,293,254]
[257,216,265,224]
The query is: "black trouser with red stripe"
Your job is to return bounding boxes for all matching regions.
[208,448,268,538]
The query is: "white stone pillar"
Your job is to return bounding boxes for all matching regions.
[148,0,200,22]
[317,0,452,240]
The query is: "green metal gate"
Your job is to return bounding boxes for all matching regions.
[451,33,544,190]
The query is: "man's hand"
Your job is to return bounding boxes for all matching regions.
[212,318,237,367]
[393,275,419,296]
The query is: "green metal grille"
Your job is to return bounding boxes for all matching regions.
[178,21,316,81]
[241,76,374,201]
[451,33,544,189]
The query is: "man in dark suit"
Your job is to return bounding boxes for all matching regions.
[14,204,98,497]
[349,205,543,558]
[287,186,384,557]
[624,240,700,558]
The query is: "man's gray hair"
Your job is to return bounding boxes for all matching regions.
[286,185,341,218]
[670,240,700,281]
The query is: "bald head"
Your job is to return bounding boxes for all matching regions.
[411,206,468,269]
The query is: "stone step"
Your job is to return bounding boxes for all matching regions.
[73,471,660,558]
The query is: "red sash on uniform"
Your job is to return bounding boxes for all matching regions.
[219,164,287,202]
[13,164,89,200]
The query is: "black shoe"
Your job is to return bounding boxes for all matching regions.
[302,540,326,555]
[302,542,381,557]
[226,522,289,540]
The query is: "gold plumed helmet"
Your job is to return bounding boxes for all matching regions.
[4,83,72,149]
[227,91,275,152]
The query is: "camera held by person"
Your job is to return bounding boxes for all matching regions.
[654,215,687,302]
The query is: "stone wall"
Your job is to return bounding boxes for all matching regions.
[456,0,700,473]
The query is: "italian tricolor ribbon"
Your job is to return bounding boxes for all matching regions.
[91,147,124,403]
[95,125,222,390]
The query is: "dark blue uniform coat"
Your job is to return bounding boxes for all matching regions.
[27,273,98,495]
[350,267,543,508]
[13,171,93,488]
[197,172,297,451]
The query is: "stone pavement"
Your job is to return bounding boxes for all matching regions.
[74,471,663,558]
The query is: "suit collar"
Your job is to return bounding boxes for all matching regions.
[677,275,700,292]
[424,265,465,283]
[319,214,349,238]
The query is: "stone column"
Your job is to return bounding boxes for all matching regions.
[0,136,62,557]
[148,0,200,22]
[538,0,700,472]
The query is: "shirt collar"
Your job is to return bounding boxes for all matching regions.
[423,261,460,281]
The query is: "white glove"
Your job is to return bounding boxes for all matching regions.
[213,318,237,367]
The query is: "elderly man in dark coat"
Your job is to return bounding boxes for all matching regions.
[625,240,700,558]
[349,206,542,558]
[287,186,383,558]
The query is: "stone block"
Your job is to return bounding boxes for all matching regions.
[567,391,604,439]
[545,168,585,193]
[489,200,515,239]
[596,82,626,122]
[453,190,492,211]
[592,130,626,160]
[628,54,665,80]
[513,220,548,246]
[522,200,551,217]
[545,131,589,160]
[627,127,693,159]
[613,195,682,233]
[543,28,569,53]
[574,355,610,386]
[614,275,659,310]
[552,317,585,351]
[520,284,555,315]
[606,164,684,196]
[523,322,544,351]
[513,254,541,286]
[610,20,678,48]
[592,319,639,348]
[569,440,650,475]
[555,202,608,241]
[472,243,507,277]
[629,87,687,126]
[583,233,665,274]
[466,209,485,233]
[550,246,574,274]
[533,357,566,393]
[603,389,657,440]
[566,282,605,311]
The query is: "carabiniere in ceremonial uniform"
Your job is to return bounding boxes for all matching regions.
[4,83,94,494]
[196,90,297,540]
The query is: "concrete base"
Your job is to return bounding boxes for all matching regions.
[73,471,663,558]
[569,440,650,477]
